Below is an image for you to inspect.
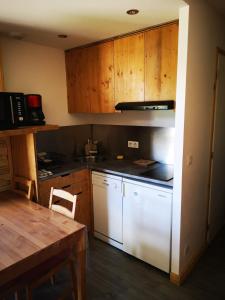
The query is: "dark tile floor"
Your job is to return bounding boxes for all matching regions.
[9,228,225,299]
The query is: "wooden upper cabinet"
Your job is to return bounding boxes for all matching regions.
[89,41,115,113]
[65,22,178,113]
[145,23,178,101]
[65,48,91,113]
[114,33,145,103]
[65,41,114,113]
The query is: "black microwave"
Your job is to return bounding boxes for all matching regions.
[0,92,29,130]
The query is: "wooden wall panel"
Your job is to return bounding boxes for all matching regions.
[0,138,12,192]
[10,133,38,197]
[0,50,4,91]
[145,23,178,101]
[114,33,145,103]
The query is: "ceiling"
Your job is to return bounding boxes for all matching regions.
[0,0,186,50]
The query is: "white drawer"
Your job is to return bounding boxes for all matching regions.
[92,171,122,190]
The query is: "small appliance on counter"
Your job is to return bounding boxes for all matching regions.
[25,94,45,125]
[0,92,28,129]
[0,92,46,130]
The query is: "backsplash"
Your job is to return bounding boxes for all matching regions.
[93,125,174,164]
[36,124,175,164]
[36,125,91,158]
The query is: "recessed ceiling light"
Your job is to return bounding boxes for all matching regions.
[57,34,68,38]
[126,9,139,15]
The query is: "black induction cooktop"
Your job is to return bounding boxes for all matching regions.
[141,164,173,181]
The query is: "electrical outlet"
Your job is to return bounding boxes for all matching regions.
[128,141,139,149]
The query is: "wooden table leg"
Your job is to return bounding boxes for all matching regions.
[74,229,86,300]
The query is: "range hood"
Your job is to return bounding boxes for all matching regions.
[115,100,175,111]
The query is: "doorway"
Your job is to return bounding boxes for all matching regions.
[208,48,225,242]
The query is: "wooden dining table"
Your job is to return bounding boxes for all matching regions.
[0,191,86,299]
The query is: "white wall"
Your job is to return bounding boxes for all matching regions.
[90,111,175,127]
[0,37,175,128]
[172,0,225,276]
[171,4,189,275]
[0,37,93,126]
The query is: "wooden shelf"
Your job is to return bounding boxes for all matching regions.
[0,124,59,138]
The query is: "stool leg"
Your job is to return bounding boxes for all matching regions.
[50,275,55,286]
[69,260,77,300]
[25,287,32,300]
[14,291,19,300]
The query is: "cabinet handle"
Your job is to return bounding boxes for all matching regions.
[62,184,71,189]
[103,182,109,186]
[158,194,166,198]
[61,173,70,177]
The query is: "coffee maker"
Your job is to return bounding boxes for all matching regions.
[25,94,45,125]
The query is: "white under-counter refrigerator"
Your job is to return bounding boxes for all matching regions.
[122,178,172,273]
[92,171,173,273]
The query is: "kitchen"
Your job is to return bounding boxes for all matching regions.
[1,0,225,299]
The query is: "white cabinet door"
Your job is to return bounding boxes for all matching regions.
[92,172,123,243]
[123,180,172,273]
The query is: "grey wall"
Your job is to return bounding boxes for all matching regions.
[93,125,175,164]
[36,124,175,164]
[36,125,92,158]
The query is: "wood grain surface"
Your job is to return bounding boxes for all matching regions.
[0,191,86,299]
[89,41,115,113]
[145,23,178,101]
[0,125,59,138]
[0,137,12,192]
[114,33,145,103]
[66,41,115,113]
[0,50,4,92]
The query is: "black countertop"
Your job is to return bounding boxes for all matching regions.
[39,159,173,189]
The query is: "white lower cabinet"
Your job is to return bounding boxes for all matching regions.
[123,179,172,273]
[92,171,123,249]
[92,171,173,273]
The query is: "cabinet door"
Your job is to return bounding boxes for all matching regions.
[89,42,115,113]
[145,23,178,101]
[114,33,144,103]
[65,48,91,113]
[123,182,172,273]
[92,174,123,243]
[65,41,114,113]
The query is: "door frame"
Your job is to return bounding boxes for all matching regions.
[206,47,225,243]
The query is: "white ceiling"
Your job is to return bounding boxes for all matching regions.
[0,0,186,50]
